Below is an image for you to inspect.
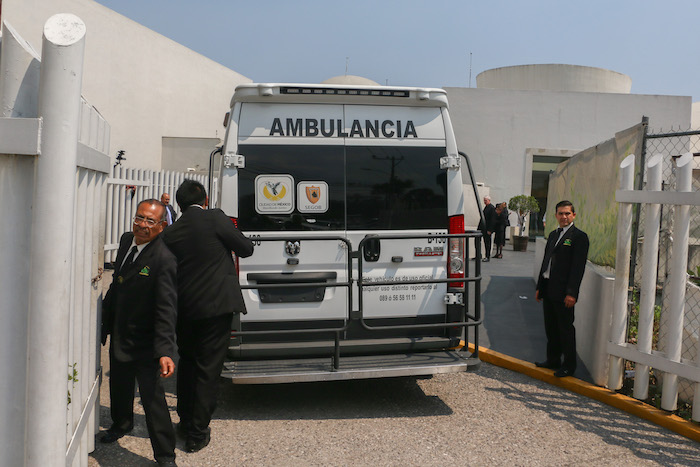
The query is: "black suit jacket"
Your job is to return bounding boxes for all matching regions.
[478,203,496,232]
[536,224,589,302]
[103,232,178,362]
[161,207,254,321]
[166,204,177,224]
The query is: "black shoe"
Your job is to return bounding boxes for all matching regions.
[99,426,133,444]
[554,368,574,378]
[157,460,177,467]
[185,429,211,453]
[482,258,490,262]
[535,361,560,369]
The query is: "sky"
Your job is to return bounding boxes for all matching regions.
[96,0,700,102]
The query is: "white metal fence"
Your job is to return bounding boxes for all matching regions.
[104,168,210,263]
[0,15,110,467]
[608,152,700,421]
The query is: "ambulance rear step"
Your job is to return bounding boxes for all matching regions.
[229,336,461,360]
[221,350,479,384]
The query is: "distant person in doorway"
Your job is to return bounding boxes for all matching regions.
[535,200,589,378]
[477,196,496,261]
[161,193,177,225]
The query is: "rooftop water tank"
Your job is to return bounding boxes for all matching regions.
[476,64,631,93]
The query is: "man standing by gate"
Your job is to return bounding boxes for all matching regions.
[535,200,589,378]
[100,199,177,467]
[162,179,254,453]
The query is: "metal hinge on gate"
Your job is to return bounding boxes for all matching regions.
[91,267,104,286]
[444,293,463,305]
[440,155,460,170]
[223,154,245,169]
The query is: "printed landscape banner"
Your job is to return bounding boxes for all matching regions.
[546,123,645,267]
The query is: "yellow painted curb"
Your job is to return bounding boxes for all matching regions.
[465,343,700,444]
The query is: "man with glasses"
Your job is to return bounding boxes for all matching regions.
[100,199,178,467]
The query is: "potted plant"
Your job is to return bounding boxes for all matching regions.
[508,195,540,251]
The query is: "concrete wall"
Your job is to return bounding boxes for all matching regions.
[162,136,220,174]
[445,87,692,214]
[3,0,251,170]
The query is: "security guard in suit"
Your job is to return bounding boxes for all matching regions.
[162,179,254,453]
[535,200,589,378]
[101,199,178,467]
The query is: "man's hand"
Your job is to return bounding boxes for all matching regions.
[535,289,541,302]
[564,295,577,308]
[159,357,175,378]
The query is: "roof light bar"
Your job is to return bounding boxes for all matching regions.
[280,87,410,98]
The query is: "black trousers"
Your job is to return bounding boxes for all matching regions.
[541,287,577,372]
[109,354,176,462]
[481,230,492,258]
[176,312,233,440]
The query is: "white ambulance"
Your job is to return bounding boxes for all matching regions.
[213,83,483,383]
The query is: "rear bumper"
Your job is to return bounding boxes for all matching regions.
[222,349,480,384]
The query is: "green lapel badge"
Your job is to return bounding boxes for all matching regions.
[139,266,150,276]
[563,239,572,246]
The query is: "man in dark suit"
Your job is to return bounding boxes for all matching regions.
[535,200,589,378]
[101,199,178,467]
[477,195,496,261]
[162,179,254,453]
[161,193,177,225]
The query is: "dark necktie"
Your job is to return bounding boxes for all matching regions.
[122,246,138,269]
[542,228,563,274]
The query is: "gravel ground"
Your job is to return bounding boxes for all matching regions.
[90,270,698,466]
[89,355,699,467]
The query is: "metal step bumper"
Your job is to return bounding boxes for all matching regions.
[221,350,480,384]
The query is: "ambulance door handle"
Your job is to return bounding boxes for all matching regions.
[363,236,380,262]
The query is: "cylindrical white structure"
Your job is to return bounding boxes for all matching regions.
[26,14,86,467]
[633,154,663,400]
[661,152,694,411]
[608,154,636,390]
[476,64,632,94]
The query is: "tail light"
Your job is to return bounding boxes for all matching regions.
[448,214,465,289]
[230,217,240,275]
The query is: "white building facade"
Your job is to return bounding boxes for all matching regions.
[2,0,252,171]
[2,4,695,223]
[446,64,692,232]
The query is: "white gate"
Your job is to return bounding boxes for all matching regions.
[104,168,210,263]
[608,152,700,421]
[0,16,110,467]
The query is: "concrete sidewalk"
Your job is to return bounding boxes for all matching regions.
[475,242,593,383]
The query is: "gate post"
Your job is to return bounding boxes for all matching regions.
[25,14,86,466]
[633,154,663,400]
[608,154,635,389]
[0,21,41,467]
[660,152,694,411]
